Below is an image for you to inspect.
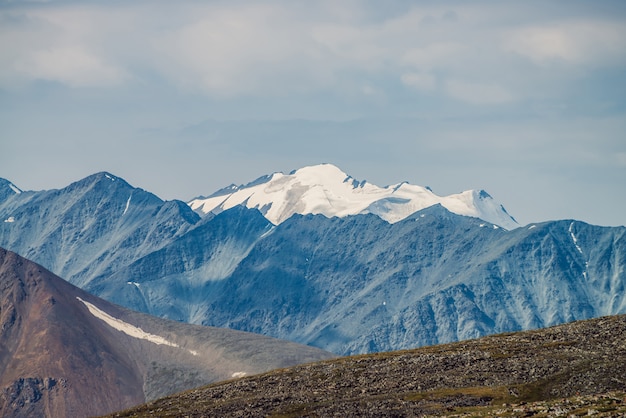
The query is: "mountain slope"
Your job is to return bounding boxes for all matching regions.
[204,207,625,354]
[0,172,200,288]
[0,178,22,204]
[86,206,273,321]
[0,248,334,418]
[188,163,519,229]
[0,171,624,356]
[108,315,626,417]
[99,204,626,355]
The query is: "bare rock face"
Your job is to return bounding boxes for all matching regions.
[0,248,334,418]
[0,378,69,418]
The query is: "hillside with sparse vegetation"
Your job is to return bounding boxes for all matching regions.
[107,314,626,417]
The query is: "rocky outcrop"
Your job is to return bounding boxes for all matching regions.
[0,378,69,418]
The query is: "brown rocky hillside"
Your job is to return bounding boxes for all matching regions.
[109,315,626,417]
[0,248,333,418]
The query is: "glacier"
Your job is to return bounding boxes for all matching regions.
[188,164,519,230]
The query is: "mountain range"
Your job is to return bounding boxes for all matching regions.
[0,247,333,418]
[0,164,624,355]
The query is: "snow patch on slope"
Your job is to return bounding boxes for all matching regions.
[569,222,584,255]
[123,194,132,215]
[77,297,198,355]
[9,183,21,194]
[568,222,589,279]
[189,164,519,230]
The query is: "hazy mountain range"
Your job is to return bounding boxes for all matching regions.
[0,248,333,418]
[0,165,624,355]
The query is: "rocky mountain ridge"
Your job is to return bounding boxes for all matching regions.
[0,172,200,289]
[0,170,624,355]
[95,204,626,355]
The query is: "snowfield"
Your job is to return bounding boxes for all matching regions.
[77,297,198,355]
[189,164,519,230]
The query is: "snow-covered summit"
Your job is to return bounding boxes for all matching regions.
[189,164,519,230]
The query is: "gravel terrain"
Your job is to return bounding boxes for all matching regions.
[108,315,626,417]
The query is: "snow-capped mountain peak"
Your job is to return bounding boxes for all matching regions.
[189,164,519,229]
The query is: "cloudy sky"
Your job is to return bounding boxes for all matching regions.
[1,0,625,227]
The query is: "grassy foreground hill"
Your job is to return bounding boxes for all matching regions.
[107,315,626,417]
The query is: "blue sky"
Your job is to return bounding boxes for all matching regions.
[1,0,625,226]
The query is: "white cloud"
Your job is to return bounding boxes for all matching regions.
[445,79,514,105]
[401,72,436,91]
[505,20,626,67]
[0,1,624,105]
[402,42,463,71]
[15,46,128,87]
[153,3,339,96]
[0,5,132,87]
